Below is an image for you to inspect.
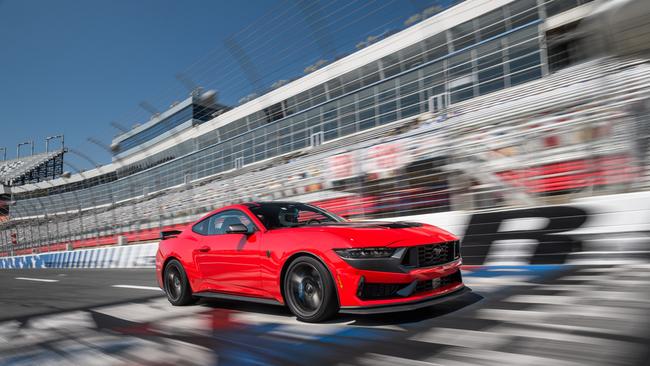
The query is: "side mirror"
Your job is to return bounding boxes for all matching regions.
[226,224,250,234]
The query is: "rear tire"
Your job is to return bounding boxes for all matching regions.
[283,256,339,322]
[164,259,196,306]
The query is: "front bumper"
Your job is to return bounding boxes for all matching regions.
[332,254,465,307]
[339,285,471,314]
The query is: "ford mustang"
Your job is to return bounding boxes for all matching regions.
[156,202,469,322]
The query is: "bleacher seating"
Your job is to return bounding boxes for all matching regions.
[0,151,63,185]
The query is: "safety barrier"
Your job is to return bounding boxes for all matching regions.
[0,242,157,269]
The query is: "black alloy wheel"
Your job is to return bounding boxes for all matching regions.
[284,256,339,322]
[164,259,196,306]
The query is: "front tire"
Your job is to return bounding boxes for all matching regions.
[163,259,196,306]
[283,256,339,322]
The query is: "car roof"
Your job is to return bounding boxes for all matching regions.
[243,201,303,207]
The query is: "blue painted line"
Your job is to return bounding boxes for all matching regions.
[464,264,567,278]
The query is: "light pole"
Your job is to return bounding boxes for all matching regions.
[45,134,64,153]
[16,141,34,158]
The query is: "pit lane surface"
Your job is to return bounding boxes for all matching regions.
[1,265,649,366]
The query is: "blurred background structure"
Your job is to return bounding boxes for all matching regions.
[0,0,649,261]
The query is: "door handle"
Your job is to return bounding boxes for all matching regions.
[198,245,210,252]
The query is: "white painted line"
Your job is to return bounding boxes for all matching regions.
[358,353,443,366]
[111,285,163,291]
[409,327,512,349]
[15,277,59,283]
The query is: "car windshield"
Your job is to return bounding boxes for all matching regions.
[248,202,344,229]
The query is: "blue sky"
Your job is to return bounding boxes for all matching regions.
[0,0,446,170]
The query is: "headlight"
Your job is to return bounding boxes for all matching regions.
[334,247,396,259]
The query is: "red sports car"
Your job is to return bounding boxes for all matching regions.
[156,202,469,322]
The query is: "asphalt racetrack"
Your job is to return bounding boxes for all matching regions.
[1,265,649,365]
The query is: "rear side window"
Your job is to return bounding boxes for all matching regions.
[192,219,209,235]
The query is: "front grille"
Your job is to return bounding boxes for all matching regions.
[359,270,463,300]
[415,279,433,293]
[416,269,462,294]
[408,241,460,268]
[441,269,462,287]
[358,282,403,300]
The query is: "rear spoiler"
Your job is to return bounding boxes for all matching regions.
[160,230,182,240]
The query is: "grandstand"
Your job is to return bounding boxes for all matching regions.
[4,55,648,254]
[2,0,650,256]
[0,150,65,186]
[0,147,66,239]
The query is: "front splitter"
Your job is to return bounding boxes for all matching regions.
[339,286,472,315]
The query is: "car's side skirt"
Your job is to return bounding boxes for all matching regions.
[193,291,283,306]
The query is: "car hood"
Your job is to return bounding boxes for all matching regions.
[279,221,457,247]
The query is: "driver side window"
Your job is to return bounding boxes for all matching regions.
[296,209,329,224]
[205,210,254,235]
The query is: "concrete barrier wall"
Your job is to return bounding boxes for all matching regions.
[0,242,158,269]
[380,191,650,265]
[1,191,649,269]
